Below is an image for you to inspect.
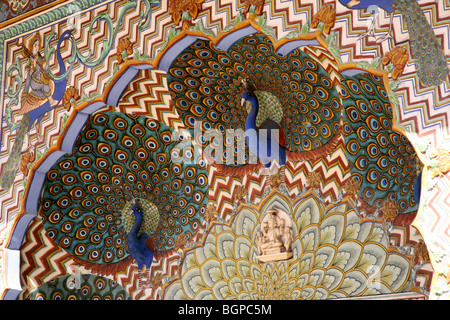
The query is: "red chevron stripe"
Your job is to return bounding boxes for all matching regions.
[20,220,73,291]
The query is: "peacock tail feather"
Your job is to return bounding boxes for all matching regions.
[340,73,423,214]
[167,34,342,170]
[0,113,30,191]
[39,112,208,274]
[394,0,449,87]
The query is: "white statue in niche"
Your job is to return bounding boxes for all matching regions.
[256,208,294,263]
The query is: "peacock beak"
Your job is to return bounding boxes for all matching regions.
[241,97,246,107]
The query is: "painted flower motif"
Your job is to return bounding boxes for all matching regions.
[116,37,134,64]
[414,239,430,264]
[311,6,336,34]
[268,169,283,189]
[306,171,321,189]
[242,0,265,16]
[381,200,398,222]
[20,151,35,177]
[343,178,361,198]
[152,273,164,288]
[62,86,79,112]
[233,185,248,203]
[204,203,218,221]
[429,146,450,178]
[381,47,409,81]
[168,0,205,25]
[163,192,412,300]
[174,234,188,251]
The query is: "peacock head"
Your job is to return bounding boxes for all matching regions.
[241,77,256,93]
[131,198,143,216]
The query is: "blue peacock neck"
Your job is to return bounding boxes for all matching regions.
[130,207,143,237]
[244,92,259,131]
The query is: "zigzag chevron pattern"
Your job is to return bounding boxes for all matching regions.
[286,138,351,200]
[18,219,74,299]
[114,70,171,115]
[208,138,351,222]
[301,45,343,84]
[98,69,185,129]
[195,0,243,36]
[114,251,184,299]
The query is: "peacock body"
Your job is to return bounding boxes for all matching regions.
[241,88,287,168]
[127,203,154,270]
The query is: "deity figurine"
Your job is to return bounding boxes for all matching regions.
[256,209,294,263]
[283,226,294,252]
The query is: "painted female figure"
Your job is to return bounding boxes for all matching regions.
[20,33,58,117]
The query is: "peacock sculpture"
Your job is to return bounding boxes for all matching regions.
[39,112,208,275]
[167,34,343,184]
[338,0,449,87]
[240,77,287,172]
